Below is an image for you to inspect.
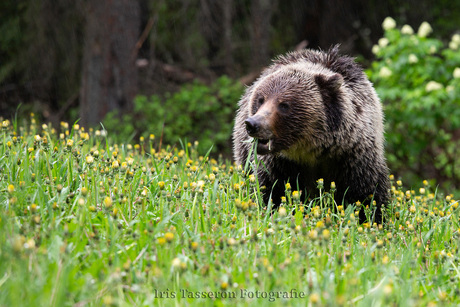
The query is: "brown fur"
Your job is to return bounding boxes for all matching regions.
[233,46,390,223]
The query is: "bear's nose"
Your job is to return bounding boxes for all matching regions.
[245,118,259,135]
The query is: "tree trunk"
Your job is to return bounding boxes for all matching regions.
[80,0,140,127]
[199,0,234,75]
[222,0,234,74]
[250,0,273,70]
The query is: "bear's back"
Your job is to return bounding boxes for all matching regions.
[270,46,368,89]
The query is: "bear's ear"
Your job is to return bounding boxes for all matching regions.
[314,73,343,93]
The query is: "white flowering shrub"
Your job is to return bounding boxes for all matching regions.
[368,17,460,190]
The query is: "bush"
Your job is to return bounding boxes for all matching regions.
[102,76,244,156]
[367,17,460,192]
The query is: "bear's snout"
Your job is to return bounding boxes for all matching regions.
[245,117,260,135]
[244,114,274,142]
[244,114,275,154]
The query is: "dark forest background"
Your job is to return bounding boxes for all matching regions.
[1,0,459,125]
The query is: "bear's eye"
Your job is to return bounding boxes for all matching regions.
[278,102,290,113]
[252,96,264,113]
[257,97,264,106]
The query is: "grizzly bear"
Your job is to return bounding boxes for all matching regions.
[233,46,390,223]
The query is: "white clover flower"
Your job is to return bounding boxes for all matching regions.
[418,21,432,38]
[425,81,443,92]
[408,54,418,64]
[378,38,390,48]
[196,180,205,188]
[86,155,94,164]
[112,160,119,169]
[171,258,182,269]
[372,45,380,55]
[401,24,414,35]
[429,45,437,54]
[453,67,460,79]
[449,41,459,50]
[382,17,396,30]
[379,67,392,78]
[452,34,460,44]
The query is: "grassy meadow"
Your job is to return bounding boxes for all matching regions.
[1,115,459,306]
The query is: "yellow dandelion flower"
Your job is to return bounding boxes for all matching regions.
[7,184,15,195]
[104,197,113,208]
[308,230,318,240]
[310,293,320,304]
[383,284,393,295]
[191,242,199,251]
[164,232,174,242]
[227,238,237,246]
[316,178,324,189]
[382,255,390,264]
[292,190,300,200]
[111,160,119,169]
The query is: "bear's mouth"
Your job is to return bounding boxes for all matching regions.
[259,139,269,145]
[255,138,272,155]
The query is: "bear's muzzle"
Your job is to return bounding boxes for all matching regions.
[244,114,275,154]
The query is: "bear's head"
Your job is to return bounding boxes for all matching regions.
[244,64,344,160]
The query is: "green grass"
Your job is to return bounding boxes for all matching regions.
[1,115,459,306]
